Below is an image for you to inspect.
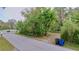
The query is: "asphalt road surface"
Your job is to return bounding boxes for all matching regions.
[2,31,72,51]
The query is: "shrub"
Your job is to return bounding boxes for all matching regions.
[61,20,79,44]
[50,21,61,33]
[16,8,57,37]
[73,30,79,44]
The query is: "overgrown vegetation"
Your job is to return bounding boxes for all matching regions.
[61,9,79,44]
[61,20,79,44]
[16,8,58,36]
[16,7,79,47]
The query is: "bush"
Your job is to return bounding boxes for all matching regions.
[73,30,79,44]
[61,20,79,44]
[50,21,61,33]
[16,8,57,37]
[16,21,25,34]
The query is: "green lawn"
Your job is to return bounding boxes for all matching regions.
[0,37,14,51]
[64,42,79,51]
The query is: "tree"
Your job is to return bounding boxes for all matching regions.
[54,7,66,26]
[16,7,57,36]
[8,19,16,29]
[70,9,79,23]
[16,21,25,34]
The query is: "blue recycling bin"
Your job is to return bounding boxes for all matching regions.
[55,38,65,46]
[55,38,60,45]
[58,39,65,46]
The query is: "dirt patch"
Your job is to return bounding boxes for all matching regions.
[47,33,60,44]
[34,33,60,44]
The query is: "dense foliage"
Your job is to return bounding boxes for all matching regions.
[71,10,79,23]
[16,8,58,36]
[60,8,79,44]
[61,20,79,43]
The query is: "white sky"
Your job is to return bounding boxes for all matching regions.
[0,7,28,22]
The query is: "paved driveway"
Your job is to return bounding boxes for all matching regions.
[2,32,72,51]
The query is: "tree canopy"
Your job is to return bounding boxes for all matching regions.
[16,7,58,36]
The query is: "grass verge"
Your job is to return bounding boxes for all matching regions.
[0,37,14,51]
[64,42,79,51]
